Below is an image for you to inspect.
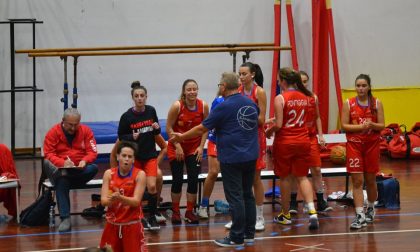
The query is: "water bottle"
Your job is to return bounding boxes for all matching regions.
[49,203,56,228]
[0,214,8,223]
[214,200,230,214]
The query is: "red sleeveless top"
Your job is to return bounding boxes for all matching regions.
[105,167,143,224]
[168,99,205,159]
[274,90,309,144]
[346,96,380,143]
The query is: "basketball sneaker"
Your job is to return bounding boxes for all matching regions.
[171,210,182,225]
[148,215,160,231]
[225,221,232,229]
[350,214,367,229]
[198,206,209,219]
[155,212,167,224]
[255,216,265,231]
[317,200,333,213]
[365,207,375,223]
[308,210,319,230]
[184,210,199,224]
[273,212,292,225]
[141,218,150,231]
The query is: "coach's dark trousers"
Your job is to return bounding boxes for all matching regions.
[220,160,256,243]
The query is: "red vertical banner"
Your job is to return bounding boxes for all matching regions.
[326,0,343,118]
[270,0,282,118]
[286,0,299,70]
[312,0,329,133]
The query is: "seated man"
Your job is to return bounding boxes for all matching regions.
[43,108,98,232]
[0,144,19,221]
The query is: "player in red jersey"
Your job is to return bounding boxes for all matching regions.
[100,141,147,252]
[266,67,319,230]
[341,74,385,229]
[288,71,332,214]
[166,79,209,224]
[110,135,167,226]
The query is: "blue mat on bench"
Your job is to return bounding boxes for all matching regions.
[83,119,169,164]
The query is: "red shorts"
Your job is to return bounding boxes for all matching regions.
[256,127,267,170]
[134,158,157,177]
[272,142,310,178]
[307,136,321,168]
[346,138,380,173]
[207,140,217,157]
[100,221,147,252]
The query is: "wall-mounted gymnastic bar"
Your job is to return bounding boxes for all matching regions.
[15,42,275,54]
[17,43,291,109]
[24,46,290,57]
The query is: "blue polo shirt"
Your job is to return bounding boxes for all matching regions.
[202,93,259,164]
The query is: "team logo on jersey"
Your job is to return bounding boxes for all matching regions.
[237,106,258,130]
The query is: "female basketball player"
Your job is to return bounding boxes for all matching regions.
[266,67,319,230]
[117,81,162,230]
[100,141,147,252]
[341,74,384,229]
[166,79,209,224]
[289,71,332,214]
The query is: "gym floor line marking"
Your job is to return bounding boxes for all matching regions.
[3,211,419,240]
[285,243,331,251]
[24,228,420,252]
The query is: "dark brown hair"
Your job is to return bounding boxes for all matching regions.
[279,67,313,97]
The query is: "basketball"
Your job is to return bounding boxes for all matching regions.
[330,145,346,165]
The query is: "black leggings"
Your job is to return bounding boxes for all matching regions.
[170,155,201,194]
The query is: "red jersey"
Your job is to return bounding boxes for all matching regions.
[238,83,259,104]
[168,99,205,159]
[43,123,98,167]
[106,167,143,224]
[346,96,380,143]
[306,95,317,137]
[239,83,267,169]
[274,90,309,144]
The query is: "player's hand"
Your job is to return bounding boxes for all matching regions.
[78,160,87,169]
[174,143,184,161]
[132,130,140,140]
[194,147,203,162]
[318,135,326,148]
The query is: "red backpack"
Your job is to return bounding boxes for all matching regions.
[388,123,420,159]
[407,122,420,158]
[380,123,401,155]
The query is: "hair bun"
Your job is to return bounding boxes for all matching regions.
[131,80,141,88]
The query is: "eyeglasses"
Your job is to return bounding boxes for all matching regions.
[63,121,79,128]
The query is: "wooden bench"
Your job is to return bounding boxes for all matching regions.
[42,133,348,210]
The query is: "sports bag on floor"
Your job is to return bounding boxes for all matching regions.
[20,189,54,226]
[376,177,400,209]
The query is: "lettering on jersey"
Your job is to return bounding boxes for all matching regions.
[287,99,308,107]
[237,106,258,130]
[130,119,155,134]
[133,126,154,134]
[130,119,154,129]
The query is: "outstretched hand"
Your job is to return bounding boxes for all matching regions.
[169,132,183,143]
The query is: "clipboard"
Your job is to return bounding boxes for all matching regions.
[57,166,80,169]
[0,177,20,183]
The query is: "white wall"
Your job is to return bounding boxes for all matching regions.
[1,0,419,148]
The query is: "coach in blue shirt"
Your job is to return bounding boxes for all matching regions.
[170,72,259,247]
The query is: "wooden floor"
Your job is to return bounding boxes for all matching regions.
[1,156,420,252]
